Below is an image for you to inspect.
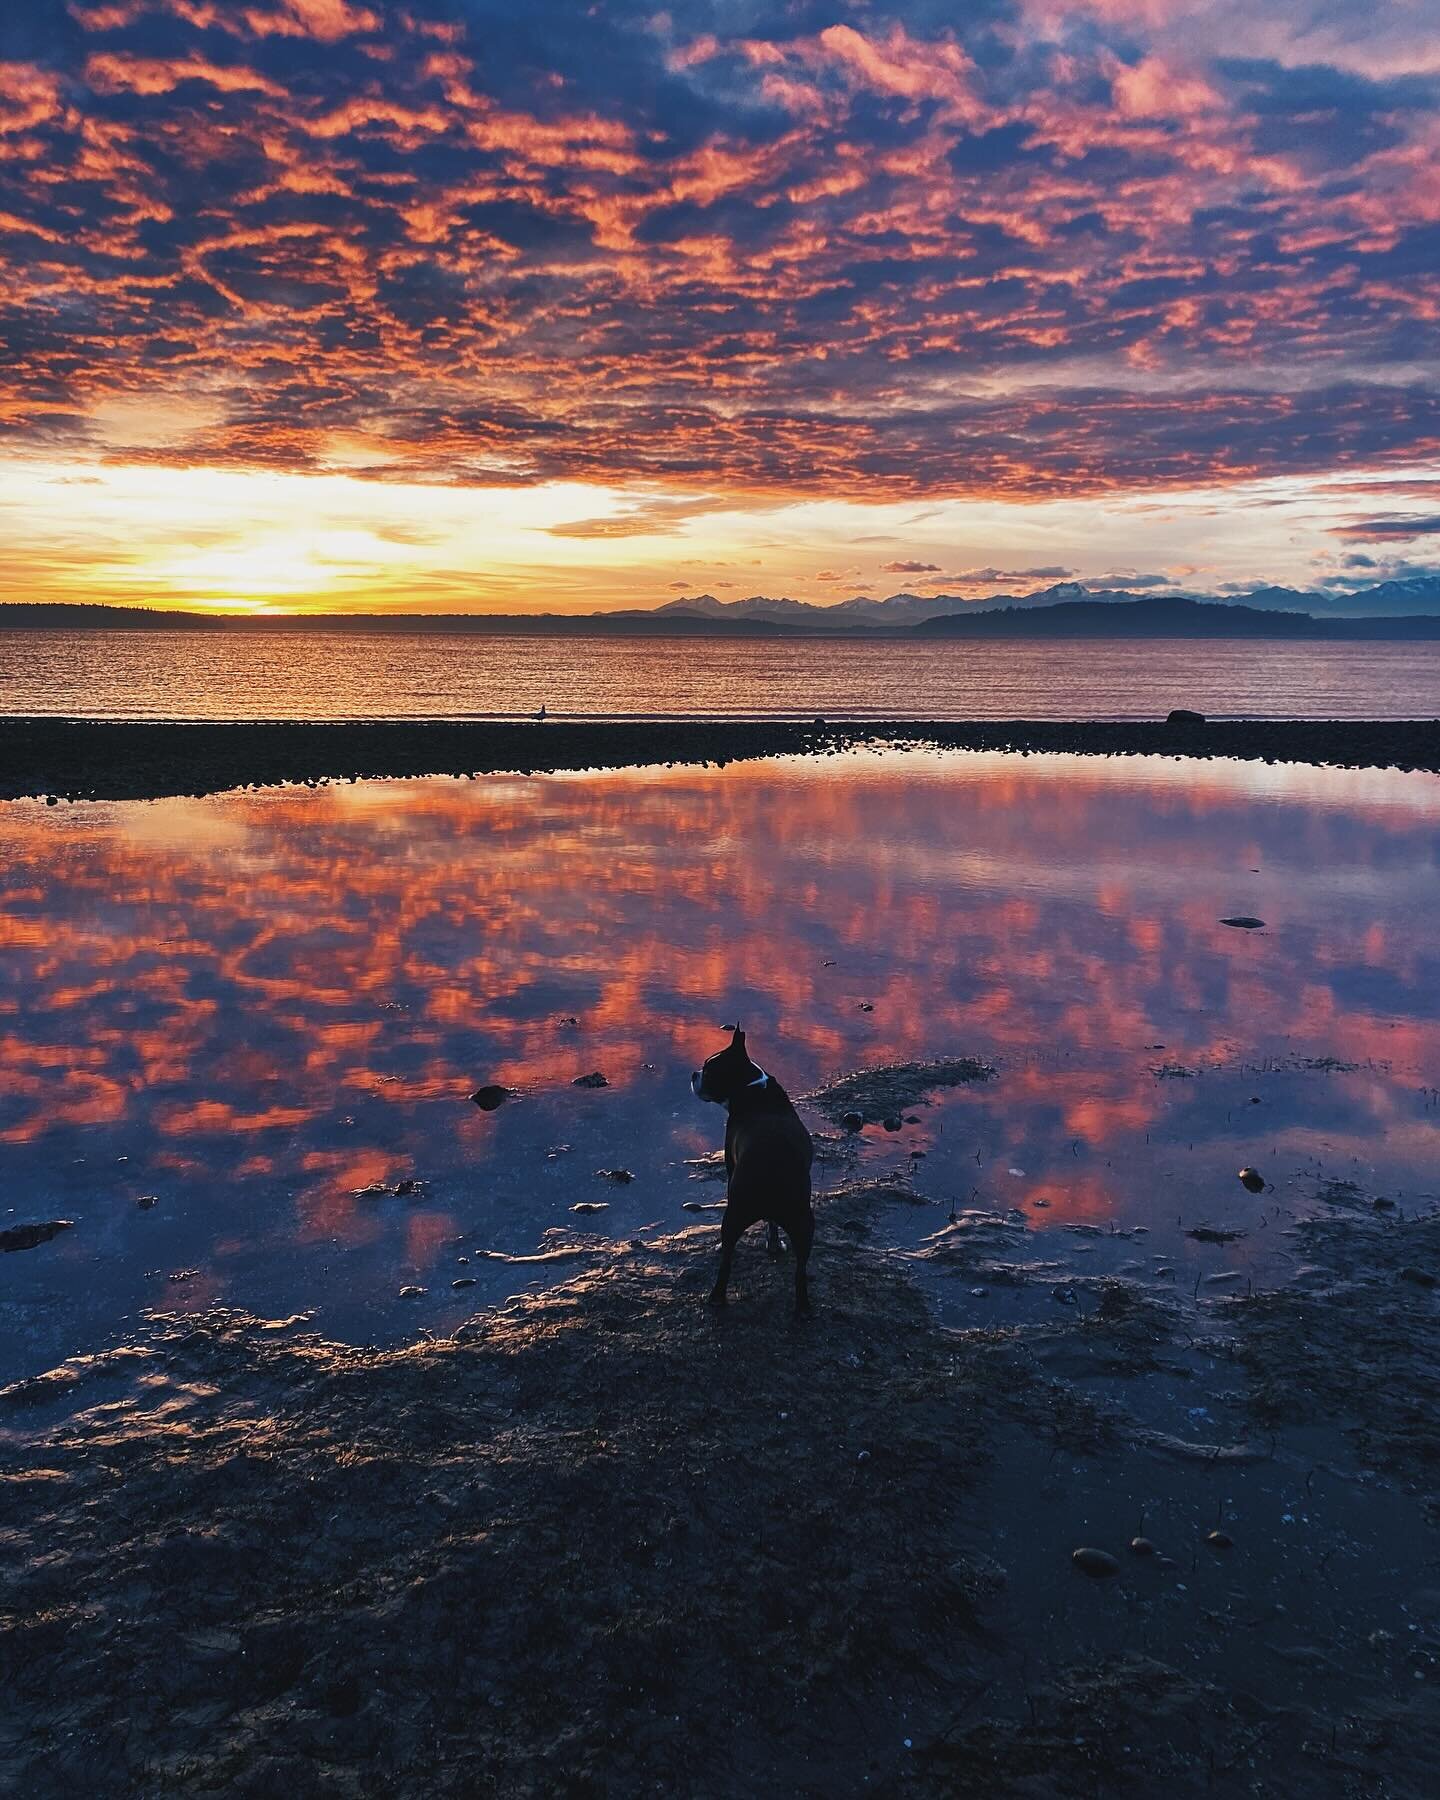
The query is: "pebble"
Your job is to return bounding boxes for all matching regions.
[969,1286,988,1298]
[882,1116,903,1132]
[1220,916,1266,930]
[1156,1555,1179,1570]
[1,1220,75,1254]
[573,1071,609,1089]
[398,1285,427,1298]
[1032,1198,1049,1208]
[1052,1285,1078,1306]
[596,1168,634,1183]
[842,1111,864,1133]
[136,1195,158,1210]
[857,1002,874,1013]
[571,1202,609,1215]
[681,1201,706,1212]
[1206,1530,1235,1550]
[1071,1547,1120,1578]
[394,1178,422,1198]
[469,1085,512,1111]
[451,1278,477,1290]
[1238,1167,1266,1193]
[1129,1537,1157,1557]
[1373,1196,1396,1211]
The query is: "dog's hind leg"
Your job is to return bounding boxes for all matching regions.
[791,1210,814,1319]
[709,1209,743,1306]
[766,1222,784,1256]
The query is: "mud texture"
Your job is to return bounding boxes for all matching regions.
[803,1058,996,1127]
[3,1175,1438,1797]
[4,715,1440,802]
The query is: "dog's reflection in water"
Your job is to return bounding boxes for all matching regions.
[691,1026,815,1319]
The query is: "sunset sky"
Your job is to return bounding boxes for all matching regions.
[2,0,1439,614]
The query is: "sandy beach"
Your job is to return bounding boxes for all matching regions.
[3,1123,1436,1797]
[3,715,1440,803]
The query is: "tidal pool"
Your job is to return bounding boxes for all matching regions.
[2,748,1438,1383]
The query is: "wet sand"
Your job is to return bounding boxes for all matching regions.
[3,714,1439,801]
[3,1172,1436,1797]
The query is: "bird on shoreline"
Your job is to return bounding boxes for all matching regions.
[533,704,547,720]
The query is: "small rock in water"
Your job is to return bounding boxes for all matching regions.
[0,1220,75,1254]
[394,1178,423,1198]
[1220,916,1266,930]
[1072,1547,1120,1579]
[681,1200,706,1212]
[1052,1285,1078,1307]
[353,1181,391,1200]
[1238,1167,1266,1193]
[1032,1198,1049,1208]
[469,1084,512,1111]
[398,1285,427,1298]
[573,1071,609,1089]
[1190,1224,1246,1243]
[1129,1537,1157,1557]
[1166,709,1206,726]
[1373,1195,1396,1211]
[1399,1266,1437,1288]
[969,1286,988,1298]
[571,1201,609,1215]
[842,1111,865,1133]
[1206,1530,1235,1550]
[857,1002,874,1013]
[556,1015,580,1029]
[136,1194,158,1210]
[1155,1555,1179,1570]
[596,1167,634,1183]
[451,1277,477,1290]
[546,1144,574,1160]
[882,1116,903,1132]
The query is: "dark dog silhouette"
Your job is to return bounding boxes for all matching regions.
[691,1026,814,1317]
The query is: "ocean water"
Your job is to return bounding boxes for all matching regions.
[2,747,1438,1383]
[3,626,1439,720]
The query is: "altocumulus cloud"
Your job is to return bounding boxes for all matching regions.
[0,0,1436,502]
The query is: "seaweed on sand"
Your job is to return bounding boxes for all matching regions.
[1217,1208,1440,1515]
[802,1057,995,1127]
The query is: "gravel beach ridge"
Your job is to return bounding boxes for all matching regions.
[3,715,1439,801]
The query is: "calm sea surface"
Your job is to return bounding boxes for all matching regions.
[3,748,1438,1383]
[3,627,1439,720]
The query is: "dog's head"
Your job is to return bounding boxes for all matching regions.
[691,1024,764,1104]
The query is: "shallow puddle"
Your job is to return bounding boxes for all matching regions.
[3,748,1438,1384]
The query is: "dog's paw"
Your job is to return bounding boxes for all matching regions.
[707,1289,728,1308]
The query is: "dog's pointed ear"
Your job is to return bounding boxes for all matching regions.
[731,1023,744,1046]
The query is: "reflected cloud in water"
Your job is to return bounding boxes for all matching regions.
[2,751,1438,1379]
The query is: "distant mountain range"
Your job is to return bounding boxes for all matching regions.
[4,575,1440,637]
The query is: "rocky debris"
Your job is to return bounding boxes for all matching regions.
[1188,1225,1246,1244]
[398,1285,427,1299]
[1071,1547,1120,1578]
[571,1202,609,1216]
[0,1220,74,1254]
[1220,916,1266,930]
[136,1195,158,1210]
[595,1168,634,1184]
[803,1056,995,1128]
[394,1179,423,1199]
[682,1153,726,1182]
[1237,1167,1266,1193]
[469,1085,512,1111]
[572,1071,609,1089]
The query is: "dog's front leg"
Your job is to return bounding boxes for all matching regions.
[766,1222,783,1256]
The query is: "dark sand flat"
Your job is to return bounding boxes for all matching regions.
[3,1180,1437,1797]
[2,715,1439,801]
